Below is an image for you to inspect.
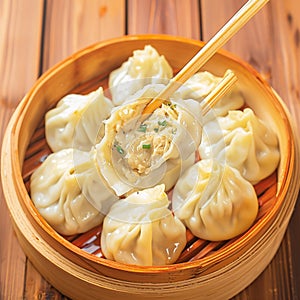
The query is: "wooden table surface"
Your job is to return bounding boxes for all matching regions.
[1,0,300,299]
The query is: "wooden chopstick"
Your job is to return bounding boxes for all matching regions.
[141,0,269,117]
[201,69,238,116]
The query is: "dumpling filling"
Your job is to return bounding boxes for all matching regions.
[96,95,202,196]
[113,104,179,177]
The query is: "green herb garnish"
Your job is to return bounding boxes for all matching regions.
[154,127,159,133]
[158,120,167,127]
[114,143,125,154]
[142,144,151,149]
[137,124,147,132]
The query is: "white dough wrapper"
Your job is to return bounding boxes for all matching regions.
[108,45,173,106]
[30,148,118,236]
[45,87,114,152]
[172,159,259,241]
[199,108,280,184]
[101,184,187,266]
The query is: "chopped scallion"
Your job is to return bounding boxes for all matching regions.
[158,120,167,127]
[137,124,147,132]
[142,144,151,149]
[114,144,125,154]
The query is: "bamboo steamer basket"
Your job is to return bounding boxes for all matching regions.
[1,35,300,300]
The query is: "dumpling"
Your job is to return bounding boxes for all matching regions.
[101,184,186,266]
[96,87,202,196]
[174,71,244,121]
[45,86,114,152]
[120,82,167,105]
[172,159,259,241]
[199,108,280,184]
[30,148,118,236]
[108,45,173,106]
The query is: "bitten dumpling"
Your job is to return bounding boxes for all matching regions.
[199,108,280,184]
[101,184,186,266]
[174,71,244,122]
[172,159,259,241]
[30,148,118,235]
[96,88,202,196]
[45,87,113,152]
[108,45,173,106]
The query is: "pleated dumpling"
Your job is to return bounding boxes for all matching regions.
[101,184,186,266]
[96,88,202,196]
[172,159,259,241]
[30,148,118,235]
[108,45,173,106]
[45,87,113,152]
[174,71,244,121]
[199,108,280,184]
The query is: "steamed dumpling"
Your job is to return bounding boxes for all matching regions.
[30,148,118,235]
[199,108,280,184]
[172,159,259,241]
[96,87,202,196]
[174,71,244,121]
[108,45,173,106]
[45,87,114,152]
[101,184,186,266]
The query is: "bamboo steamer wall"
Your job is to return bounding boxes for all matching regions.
[2,35,300,300]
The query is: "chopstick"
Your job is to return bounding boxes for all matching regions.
[141,0,269,117]
[201,69,238,116]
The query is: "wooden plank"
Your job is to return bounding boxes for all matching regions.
[200,0,300,299]
[24,261,69,300]
[42,0,126,71]
[201,0,300,127]
[267,0,300,130]
[287,196,300,299]
[0,0,44,299]
[201,0,272,80]
[268,2,300,299]
[0,191,27,300]
[127,0,201,39]
[0,0,43,103]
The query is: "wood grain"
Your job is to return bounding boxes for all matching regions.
[201,0,273,81]
[201,0,300,127]
[0,0,43,104]
[268,0,300,130]
[127,0,201,39]
[0,1,44,299]
[42,0,125,71]
[270,2,300,297]
[24,261,68,300]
